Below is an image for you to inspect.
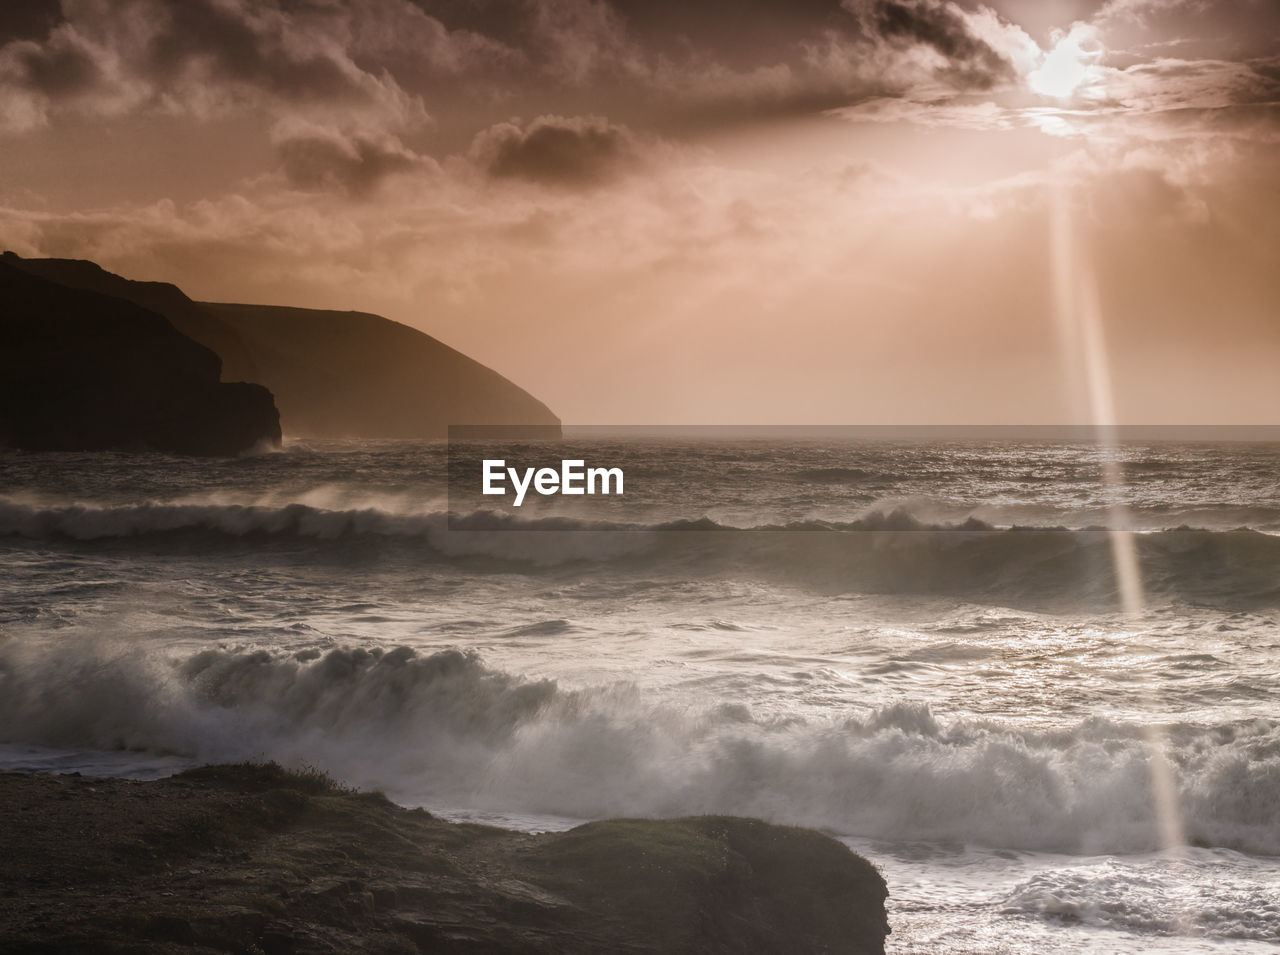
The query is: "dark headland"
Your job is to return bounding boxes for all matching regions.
[0,764,889,954]
[2,252,560,444]
[0,258,281,457]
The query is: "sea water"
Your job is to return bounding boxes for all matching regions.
[2,433,1278,952]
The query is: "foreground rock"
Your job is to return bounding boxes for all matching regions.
[0,764,888,954]
[0,260,280,456]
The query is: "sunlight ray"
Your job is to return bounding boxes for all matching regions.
[1048,183,1190,878]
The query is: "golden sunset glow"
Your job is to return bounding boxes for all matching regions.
[3,5,1280,952]
[0,1,1277,424]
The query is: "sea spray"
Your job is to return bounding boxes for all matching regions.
[3,639,1279,857]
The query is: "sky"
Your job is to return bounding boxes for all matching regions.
[1,0,1277,424]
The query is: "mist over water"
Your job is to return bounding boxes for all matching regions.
[2,436,1279,953]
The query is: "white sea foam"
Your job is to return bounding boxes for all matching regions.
[1002,852,1280,941]
[2,640,1278,859]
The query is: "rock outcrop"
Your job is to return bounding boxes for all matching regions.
[0,259,281,456]
[0,764,890,954]
[3,252,561,439]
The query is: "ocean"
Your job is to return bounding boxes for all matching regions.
[2,431,1278,953]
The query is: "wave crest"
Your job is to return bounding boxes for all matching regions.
[4,498,1279,605]
[2,641,1279,857]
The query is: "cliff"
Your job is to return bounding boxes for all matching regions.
[1,251,261,383]
[2,252,560,439]
[202,302,561,439]
[0,259,281,456]
[0,764,890,954]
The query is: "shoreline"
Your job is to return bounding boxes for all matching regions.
[0,763,889,954]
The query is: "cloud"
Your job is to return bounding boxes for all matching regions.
[0,0,1060,138]
[1095,0,1280,61]
[872,0,1010,86]
[0,2,62,44]
[340,0,520,78]
[840,0,1039,91]
[2,30,101,98]
[4,0,1277,146]
[1095,0,1191,26]
[0,0,449,132]
[0,11,138,133]
[272,121,437,197]
[1089,161,1208,226]
[470,115,642,187]
[523,0,646,84]
[1103,56,1280,112]
[630,0,1042,127]
[828,35,1280,143]
[831,94,1024,131]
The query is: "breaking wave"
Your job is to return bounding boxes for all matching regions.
[2,498,1278,606]
[2,641,1279,858]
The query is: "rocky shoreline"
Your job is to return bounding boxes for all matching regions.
[0,763,889,953]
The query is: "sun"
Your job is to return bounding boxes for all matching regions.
[1028,25,1099,99]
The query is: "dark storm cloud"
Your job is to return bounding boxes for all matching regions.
[0,1,61,45]
[870,0,1013,88]
[5,33,101,97]
[471,115,640,186]
[613,0,1039,126]
[273,123,435,196]
[417,0,1030,104]
[5,0,1273,149]
[144,1,362,104]
[0,0,426,132]
[579,0,845,68]
[839,0,1026,90]
[0,0,1039,136]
